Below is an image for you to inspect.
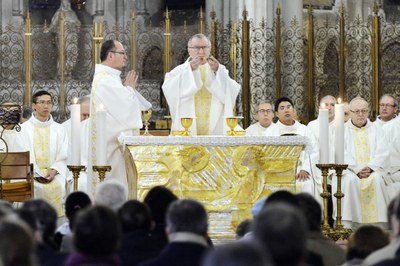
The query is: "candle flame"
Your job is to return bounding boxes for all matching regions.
[337,97,342,104]
[73,97,78,104]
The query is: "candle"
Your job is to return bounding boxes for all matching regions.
[335,98,345,164]
[318,107,329,164]
[70,98,81,165]
[96,104,107,165]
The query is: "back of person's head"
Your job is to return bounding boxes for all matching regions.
[296,193,322,231]
[263,190,299,208]
[166,199,208,235]
[95,180,128,212]
[118,200,153,233]
[65,191,92,229]
[0,215,36,266]
[346,225,389,261]
[202,242,272,266]
[73,206,121,257]
[21,199,57,248]
[235,219,252,240]
[0,200,13,219]
[254,202,307,266]
[144,186,178,224]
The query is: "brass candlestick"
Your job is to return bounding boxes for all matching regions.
[141,110,152,136]
[92,165,111,182]
[180,117,193,136]
[67,165,86,191]
[316,163,334,236]
[329,164,352,241]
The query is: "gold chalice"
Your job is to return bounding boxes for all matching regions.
[180,117,193,136]
[226,116,241,136]
[141,110,152,136]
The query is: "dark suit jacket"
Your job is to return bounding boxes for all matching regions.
[139,242,208,266]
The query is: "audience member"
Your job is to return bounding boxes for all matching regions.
[343,225,389,266]
[201,242,271,266]
[118,200,161,266]
[140,199,210,266]
[95,180,128,212]
[253,202,309,266]
[65,206,121,266]
[296,193,346,266]
[0,215,37,266]
[235,219,252,240]
[144,186,178,251]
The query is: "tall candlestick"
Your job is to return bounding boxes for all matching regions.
[319,108,329,164]
[335,99,345,164]
[96,104,107,165]
[70,98,81,165]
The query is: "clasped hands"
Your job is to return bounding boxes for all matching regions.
[35,168,58,184]
[190,55,219,72]
[357,167,373,179]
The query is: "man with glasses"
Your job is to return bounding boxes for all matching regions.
[267,97,320,203]
[162,33,240,135]
[374,94,398,128]
[14,90,68,217]
[87,39,151,196]
[332,96,390,230]
[245,100,276,136]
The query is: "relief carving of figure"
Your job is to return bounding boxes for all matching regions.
[44,0,81,78]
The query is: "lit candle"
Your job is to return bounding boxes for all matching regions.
[96,104,107,165]
[319,106,329,164]
[335,98,345,164]
[71,97,81,165]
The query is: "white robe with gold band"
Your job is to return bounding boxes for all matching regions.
[332,120,390,224]
[266,121,320,202]
[13,114,68,216]
[162,60,240,135]
[86,64,151,197]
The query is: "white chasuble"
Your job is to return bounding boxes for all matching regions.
[14,114,68,216]
[86,64,151,197]
[332,120,390,224]
[162,60,240,135]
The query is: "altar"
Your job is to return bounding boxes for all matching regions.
[122,135,309,243]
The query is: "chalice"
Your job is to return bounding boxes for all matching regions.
[180,117,193,136]
[141,110,152,136]
[226,116,241,136]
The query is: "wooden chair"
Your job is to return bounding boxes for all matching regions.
[0,151,34,202]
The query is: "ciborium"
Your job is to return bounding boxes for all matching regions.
[141,110,152,136]
[180,117,193,136]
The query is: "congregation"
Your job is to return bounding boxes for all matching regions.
[2,33,400,265]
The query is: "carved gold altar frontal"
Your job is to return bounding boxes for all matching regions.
[122,136,308,243]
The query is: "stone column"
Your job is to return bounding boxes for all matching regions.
[12,0,22,16]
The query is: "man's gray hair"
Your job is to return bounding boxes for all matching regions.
[188,33,211,47]
[166,199,208,235]
[257,100,274,112]
[319,95,336,105]
[349,96,369,110]
[380,94,398,107]
[95,180,128,212]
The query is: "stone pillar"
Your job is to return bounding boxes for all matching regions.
[12,0,22,16]
[95,0,105,16]
[135,0,149,26]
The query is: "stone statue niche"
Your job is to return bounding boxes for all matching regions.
[43,0,81,78]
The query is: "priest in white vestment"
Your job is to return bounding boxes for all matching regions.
[266,97,320,202]
[245,100,276,136]
[162,33,240,135]
[14,91,68,216]
[382,116,400,200]
[87,40,151,196]
[374,94,398,128]
[332,97,390,229]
